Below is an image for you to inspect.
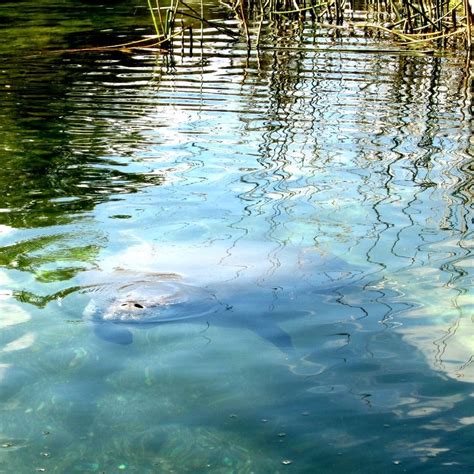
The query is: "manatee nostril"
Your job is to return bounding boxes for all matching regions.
[86,281,217,330]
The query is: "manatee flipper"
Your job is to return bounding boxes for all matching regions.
[94,323,133,345]
[251,317,294,355]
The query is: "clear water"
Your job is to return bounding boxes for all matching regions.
[0,1,473,472]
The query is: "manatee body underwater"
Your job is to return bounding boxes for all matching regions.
[81,273,296,353]
[78,242,366,350]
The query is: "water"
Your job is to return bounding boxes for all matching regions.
[0,1,473,472]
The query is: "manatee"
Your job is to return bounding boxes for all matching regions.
[81,272,294,352]
[78,242,366,349]
[82,272,221,345]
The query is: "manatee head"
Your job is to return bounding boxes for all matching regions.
[82,273,221,344]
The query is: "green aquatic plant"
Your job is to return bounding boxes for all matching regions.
[0,234,100,282]
[147,0,180,44]
[147,0,161,36]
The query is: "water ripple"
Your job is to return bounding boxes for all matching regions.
[0,5,473,471]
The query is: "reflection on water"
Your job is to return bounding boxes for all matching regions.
[0,1,473,472]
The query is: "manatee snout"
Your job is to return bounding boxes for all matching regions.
[83,279,220,344]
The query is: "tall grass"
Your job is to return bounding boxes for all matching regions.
[155,0,473,49]
[62,0,472,54]
[243,0,471,47]
[147,0,180,43]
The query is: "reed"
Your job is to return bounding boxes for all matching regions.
[146,0,473,49]
[147,0,180,45]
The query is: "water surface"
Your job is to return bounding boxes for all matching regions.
[0,1,473,472]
